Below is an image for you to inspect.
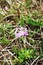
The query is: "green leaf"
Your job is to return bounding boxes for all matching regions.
[0,37,10,45]
[26,17,41,26]
[20,16,25,26]
[0,8,5,16]
[41,22,43,26]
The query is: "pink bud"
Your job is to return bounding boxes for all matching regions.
[4,6,9,11]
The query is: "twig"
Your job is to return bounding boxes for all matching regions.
[29,30,41,35]
[26,41,35,48]
[31,56,40,65]
[0,14,17,22]
[7,49,14,56]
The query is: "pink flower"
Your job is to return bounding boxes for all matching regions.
[15,27,28,38]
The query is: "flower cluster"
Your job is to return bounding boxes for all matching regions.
[15,27,28,38]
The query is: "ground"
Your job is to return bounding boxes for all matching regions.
[0,0,43,65]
